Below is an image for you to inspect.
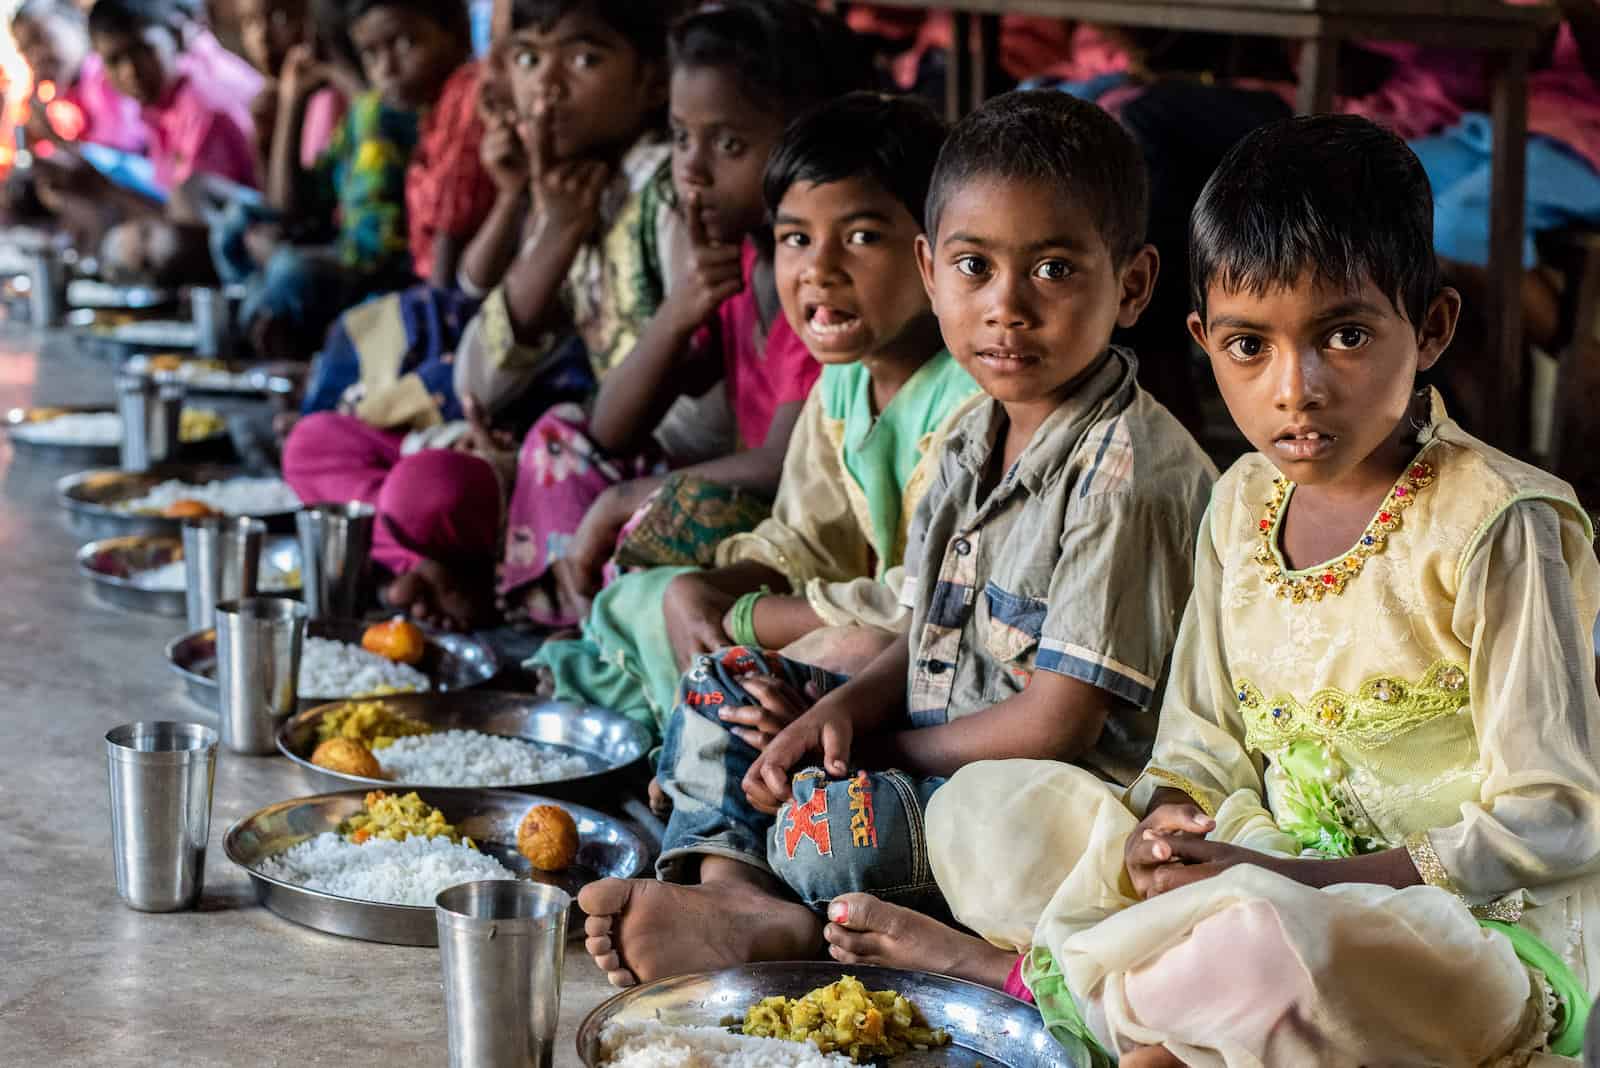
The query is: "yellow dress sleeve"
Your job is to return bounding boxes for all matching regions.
[1126,503,1269,820]
[1409,500,1600,907]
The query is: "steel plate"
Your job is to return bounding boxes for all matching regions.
[76,534,302,617]
[122,355,297,398]
[56,466,300,541]
[166,617,500,711]
[224,788,649,946]
[576,962,1085,1067]
[66,280,174,310]
[5,405,233,465]
[277,693,650,801]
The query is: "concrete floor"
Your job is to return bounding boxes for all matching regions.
[0,330,623,1067]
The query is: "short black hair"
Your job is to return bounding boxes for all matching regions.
[925,90,1150,264]
[342,0,469,44]
[87,0,183,41]
[510,0,680,62]
[669,0,874,124]
[1189,113,1441,327]
[764,92,947,232]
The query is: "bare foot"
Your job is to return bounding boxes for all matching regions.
[823,893,1015,989]
[383,558,492,632]
[1121,1047,1186,1067]
[578,876,824,988]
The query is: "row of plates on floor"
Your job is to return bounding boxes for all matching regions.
[5,407,1075,1067]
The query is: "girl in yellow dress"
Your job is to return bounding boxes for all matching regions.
[823,114,1600,1067]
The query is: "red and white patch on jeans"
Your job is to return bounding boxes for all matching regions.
[780,772,832,859]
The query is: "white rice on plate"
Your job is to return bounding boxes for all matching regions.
[128,558,299,593]
[299,636,430,698]
[12,412,123,445]
[255,832,515,906]
[598,1023,853,1068]
[375,730,590,786]
[114,477,302,516]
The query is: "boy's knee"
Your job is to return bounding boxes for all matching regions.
[767,769,944,914]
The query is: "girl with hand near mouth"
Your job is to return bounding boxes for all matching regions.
[494,0,874,630]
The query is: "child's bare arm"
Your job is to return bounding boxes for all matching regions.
[588,194,743,455]
[502,111,609,341]
[266,45,324,215]
[859,671,1113,779]
[430,234,464,290]
[458,189,527,294]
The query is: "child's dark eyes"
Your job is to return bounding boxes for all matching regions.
[571,50,602,71]
[716,135,746,156]
[1224,335,1266,361]
[1327,326,1371,351]
[846,229,880,246]
[1033,259,1072,281]
[777,231,808,249]
[512,47,537,69]
[953,254,988,278]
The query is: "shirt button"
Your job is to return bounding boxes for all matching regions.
[953,538,972,557]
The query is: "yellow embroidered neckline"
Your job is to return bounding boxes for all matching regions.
[1254,459,1437,603]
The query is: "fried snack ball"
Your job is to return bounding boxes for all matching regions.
[517,804,579,871]
[361,618,427,665]
[147,354,184,372]
[311,737,384,779]
[162,498,221,519]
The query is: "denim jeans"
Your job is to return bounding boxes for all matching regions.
[657,646,947,915]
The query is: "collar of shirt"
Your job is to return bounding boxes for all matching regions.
[951,345,1139,501]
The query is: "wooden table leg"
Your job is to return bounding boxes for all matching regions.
[973,13,1001,111]
[1486,47,1530,453]
[946,12,971,123]
[1295,36,1338,115]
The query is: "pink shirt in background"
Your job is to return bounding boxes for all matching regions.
[1529,23,1600,173]
[300,87,346,170]
[186,29,265,105]
[1337,42,1484,141]
[58,52,147,152]
[142,53,261,190]
[705,243,822,450]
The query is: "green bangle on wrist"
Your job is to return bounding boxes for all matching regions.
[728,588,769,648]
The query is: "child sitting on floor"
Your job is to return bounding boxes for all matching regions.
[28,0,259,234]
[88,0,259,191]
[236,0,351,182]
[235,0,471,361]
[282,0,679,632]
[577,90,1217,989]
[532,91,979,742]
[823,114,1600,1068]
[495,0,874,629]
[10,0,145,154]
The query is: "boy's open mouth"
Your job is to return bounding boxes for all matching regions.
[974,348,1041,371]
[805,303,863,341]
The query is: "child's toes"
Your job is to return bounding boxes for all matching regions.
[586,934,614,958]
[823,922,887,962]
[584,913,613,938]
[827,892,898,935]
